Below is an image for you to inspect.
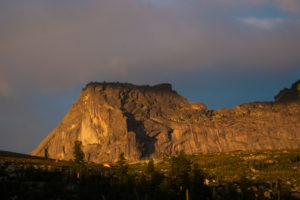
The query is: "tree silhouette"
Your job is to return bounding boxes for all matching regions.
[147,159,155,176]
[115,152,129,183]
[297,83,300,101]
[73,140,84,164]
[44,148,48,160]
[146,159,163,195]
[190,163,210,199]
[169,151,191,198]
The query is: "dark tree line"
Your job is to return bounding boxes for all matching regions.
[69,146,211,200]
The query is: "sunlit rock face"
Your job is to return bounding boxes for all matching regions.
[31,81,300,162]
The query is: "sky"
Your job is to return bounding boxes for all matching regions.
[0,0,300,153]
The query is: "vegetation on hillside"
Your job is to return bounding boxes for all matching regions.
[1,149,300,199]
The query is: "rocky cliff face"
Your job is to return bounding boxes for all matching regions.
[30,81,300,162]
[275,80,300,102]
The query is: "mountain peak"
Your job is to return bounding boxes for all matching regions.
[275,80,300,102]
[83,82,174,93]
[31,81,300,163]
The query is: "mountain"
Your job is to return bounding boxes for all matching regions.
[30,81,300,162]
[275,80,300,102]
[0,150,44,160]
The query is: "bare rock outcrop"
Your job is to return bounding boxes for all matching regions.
[31,81,300,162]
[275,80,300,102]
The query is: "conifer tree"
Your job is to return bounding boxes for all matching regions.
[190,163,210,199]
[297,83,300,101]
[147,159,155,176]
[115,152,129,183]
[169,151,191,197]
[73,140,84,164]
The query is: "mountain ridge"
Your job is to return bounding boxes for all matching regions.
[31,81,300,162]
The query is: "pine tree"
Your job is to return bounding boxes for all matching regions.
[169,151,191,197]
[190,163,210,199]
[147,159,155,176]
[115,152,129,183]
[73,140,84,164]
[297,83,300,101]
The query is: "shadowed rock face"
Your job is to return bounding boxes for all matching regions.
[275,80,300,102]
[31,81,300,162]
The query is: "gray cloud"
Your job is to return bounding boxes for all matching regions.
[240,17,286,30]
[1,0,300,93]
[277,0,300,12]
[0,74,13,97]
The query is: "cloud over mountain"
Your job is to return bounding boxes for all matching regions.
[1,0,300,93]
